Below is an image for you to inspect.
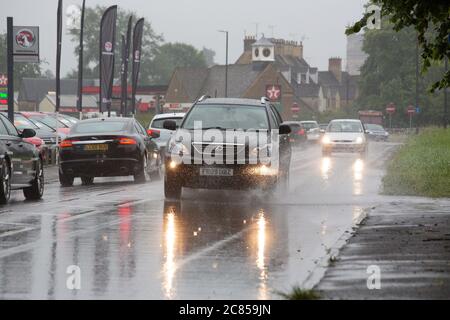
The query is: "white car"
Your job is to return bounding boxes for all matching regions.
[300,120,321,142]
[321,119,368,157]
[148,113,185,154]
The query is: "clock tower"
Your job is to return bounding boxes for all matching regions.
[252,36,275,63]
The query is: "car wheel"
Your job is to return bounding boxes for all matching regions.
[81,176,94,185]
[0,160,11,205]
[59,170,74,187]
[164,175,182,199]
[23,159,44,200]
[134,154,149,183]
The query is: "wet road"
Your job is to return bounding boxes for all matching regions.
[0,142,400,299]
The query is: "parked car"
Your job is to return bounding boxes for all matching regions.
[321,119,368,157]
[163,97,292,199]
[300,120,321,142]
[58,117,162,186]
[45,112,79,127]
[365,123,389,141]
[148,113,185,159]
[21,112,70,136]
[283,121,307,146]
[0,113,44,204]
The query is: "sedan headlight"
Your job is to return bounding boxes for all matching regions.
[355,137,364,144]
[322,136,331,144]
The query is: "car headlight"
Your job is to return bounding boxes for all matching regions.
[322,136,331,144]
[250,144,272,158]
[355,137,363,144]
[168,139,189,156]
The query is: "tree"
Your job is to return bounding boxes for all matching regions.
[151,43,207,84]
[346,0,449,91]
[202,47,216,67]
[0,33,43,88]
[356,19,446,126]
[66,5,163,84]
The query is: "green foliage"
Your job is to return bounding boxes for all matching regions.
[382,128,450,197]
[276,286,321,300]
[150,43,207,84]
[355,19,446,126]
[66,5,163,84]
[0,33,43,88]
[346,0,450,91]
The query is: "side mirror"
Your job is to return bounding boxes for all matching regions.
[279,124,291,135]
[20,128,36,138]
[163,120,177,131]
[147,129,160,139]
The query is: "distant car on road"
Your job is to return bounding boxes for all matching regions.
[300,120,321,142]
[58,117,162,186]
[0,113,44,204]
[365,123,389,141]
[148,113,185,158]
[21,112,70,137]
[319,123,328,133]
[283,121,307,146]
[321,119,368,157]
[163,97,292,199]
[44,112,79,127]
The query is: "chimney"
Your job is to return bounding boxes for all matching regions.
[328,57,342,82]
[244,35,256,52]
[292,41,303,59]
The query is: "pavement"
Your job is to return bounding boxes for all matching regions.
[1,140,441,300]
[316,199,450,299]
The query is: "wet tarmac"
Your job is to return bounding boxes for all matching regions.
[0,142,400,299]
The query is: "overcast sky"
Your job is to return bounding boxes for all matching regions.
[1,0,368,76]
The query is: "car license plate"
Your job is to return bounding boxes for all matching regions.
[84,144,108,151]
[199,167,233,176]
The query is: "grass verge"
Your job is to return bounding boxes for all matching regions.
[382,128,450,198]
[276,286,321,300]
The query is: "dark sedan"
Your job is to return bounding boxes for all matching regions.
[0,114,44,204]
[58,117,162,186]
[365,123,389,141]
[284,121,307,146]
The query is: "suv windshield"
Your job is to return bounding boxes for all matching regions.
[328,121,363,133]
[182,104,269,130]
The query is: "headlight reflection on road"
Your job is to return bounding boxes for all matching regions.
[321,157,332,180]
[255,209,268,300]
[353,158,364,195]
[163,206,177,299]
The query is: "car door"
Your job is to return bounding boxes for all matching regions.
[134,121,158,168]
[0,115,35,184]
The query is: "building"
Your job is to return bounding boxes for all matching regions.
[39,93,99,113]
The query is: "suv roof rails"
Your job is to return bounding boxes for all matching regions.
[198,95,211,102]
[260,97,270,104]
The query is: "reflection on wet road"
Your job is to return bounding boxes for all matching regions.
[0,142,399,299]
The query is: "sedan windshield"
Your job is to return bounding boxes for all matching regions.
[182,104,269,130]
[328,121,363,133]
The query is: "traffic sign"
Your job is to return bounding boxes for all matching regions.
[407,105,415,115]
[416,107,420,114]
[291,102,300,113]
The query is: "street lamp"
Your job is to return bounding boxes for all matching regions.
[218,30,228,98]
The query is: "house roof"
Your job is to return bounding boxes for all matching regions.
[199,64,261,98]
[18,78,95,103]
[295,83,321,97]
[174,67,209,101]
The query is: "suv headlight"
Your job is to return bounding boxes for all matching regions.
[322,136,331,144]
[250,144,272,158]
[355,137,363,144]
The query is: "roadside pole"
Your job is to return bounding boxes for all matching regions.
[445,57,448,129]
[7,17,14,123]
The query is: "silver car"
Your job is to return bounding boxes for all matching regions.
[148,113,185,157]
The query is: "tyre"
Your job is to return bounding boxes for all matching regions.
[134,154,149,183]
[23,159,44,200]
[81,176,94,185]
[0,160,11,205]
[164,175,182,199]
[59,170,74,187]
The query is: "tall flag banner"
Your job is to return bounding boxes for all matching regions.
[56,0,62,112]
[99,5,117,115]
[76,0,86,113]
[121,16,132,116]
[131,18,144,115]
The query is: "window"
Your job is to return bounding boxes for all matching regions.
[0,116,9,136]
[0,116,19,136]
[151,117,183,129]
[71,121,128,134]
[263,48,271,57]
[134,122,146,136]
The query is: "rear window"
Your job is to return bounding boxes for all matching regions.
[151,117,183,129]
[301,122,318,129]
[71,121,128,134]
